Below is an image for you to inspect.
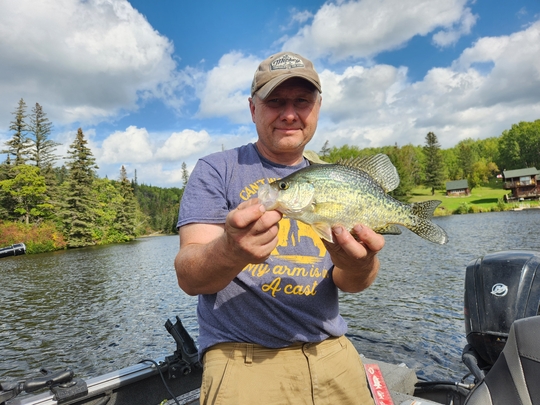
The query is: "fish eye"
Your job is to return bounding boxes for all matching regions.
[278,181,289,190]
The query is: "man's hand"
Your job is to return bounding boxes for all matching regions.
[175,198,282,295]
[224,198,283,264]
[324,224,385,293]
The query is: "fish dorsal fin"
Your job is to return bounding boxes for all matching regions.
[338,153,400,192]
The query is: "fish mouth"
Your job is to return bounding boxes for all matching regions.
[257,183,280,210]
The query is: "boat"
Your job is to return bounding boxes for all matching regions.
[0,243,26,259]
[2,249,540,405]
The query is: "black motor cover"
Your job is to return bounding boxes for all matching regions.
[464,250,540,365]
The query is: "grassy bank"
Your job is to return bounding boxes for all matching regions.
[0,221,67,253]
[409,180,540,215]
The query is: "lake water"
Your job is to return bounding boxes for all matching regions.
[1,210,539,384]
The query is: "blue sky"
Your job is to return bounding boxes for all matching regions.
[1,0,539,187]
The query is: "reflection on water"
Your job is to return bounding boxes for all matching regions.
[1,210,539,382]
[1,237,198,379]
[344,210,540,380]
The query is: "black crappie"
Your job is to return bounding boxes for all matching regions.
[258,153,448,245]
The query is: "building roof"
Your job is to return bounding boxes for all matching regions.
[446,179,469,191]
[503,168,539,179]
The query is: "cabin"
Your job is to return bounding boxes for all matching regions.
[446,179,470,196]
[502,167,540,202]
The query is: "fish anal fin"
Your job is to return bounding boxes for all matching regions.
[375,224,402,235]
[311,222,334,243]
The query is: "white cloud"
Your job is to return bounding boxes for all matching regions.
[291,10,314,24]
[196,52,259,123]
[155,129,213,160]
[99,126,154,164]
[310,19,540,151]
[432,7,478,47]
[2,0,539,189]
[91,126,247,186]
[281,0,472,60]
[319,64,409,122]
[0,0,179,128]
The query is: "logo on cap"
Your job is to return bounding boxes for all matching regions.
[270,54,305,71]
[490,283,508,297]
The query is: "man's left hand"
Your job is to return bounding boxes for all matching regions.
[323,224,385,293]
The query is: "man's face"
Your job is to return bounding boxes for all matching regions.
[249,78,321,162]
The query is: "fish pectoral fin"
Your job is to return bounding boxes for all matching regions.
[311,222,334,243]
[374,224,402,235]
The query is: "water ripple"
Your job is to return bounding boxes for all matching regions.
[1,211,539,382]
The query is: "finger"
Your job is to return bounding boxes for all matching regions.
[328,226,367,258]
[351,225,385,252]
[228,202,266,229]
[236,198,261,210]
[256,209,282,231]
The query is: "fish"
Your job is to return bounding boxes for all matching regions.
[257,153,448,245]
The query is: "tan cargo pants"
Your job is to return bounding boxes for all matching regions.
[200,335,375,405]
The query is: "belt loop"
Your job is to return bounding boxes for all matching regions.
[245,344,253,365]
[338,335,346,348]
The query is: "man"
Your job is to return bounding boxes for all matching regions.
[175,51,385,404]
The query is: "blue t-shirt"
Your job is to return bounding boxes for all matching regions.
[177,143,347,356]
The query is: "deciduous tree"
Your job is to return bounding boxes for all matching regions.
[498,120,540,170]
[0,164,52,224]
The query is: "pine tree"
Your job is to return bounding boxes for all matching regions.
[181,162,190,188]
[3,99,30,165]
[114,165,137,239]
[27,103,59,170]
[319,140,331,159]
[27,102,61,216]
[423,132,445,195]
[61,128,99,247]
[0,155,10,181]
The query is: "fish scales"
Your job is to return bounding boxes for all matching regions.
[258,153,448,245]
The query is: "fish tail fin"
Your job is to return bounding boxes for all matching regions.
[408,200,449,244]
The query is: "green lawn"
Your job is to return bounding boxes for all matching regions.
[408,180,539,215]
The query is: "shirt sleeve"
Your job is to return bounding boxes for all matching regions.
[177,158,230,229]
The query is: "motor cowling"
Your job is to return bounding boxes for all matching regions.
[464,250,540,365]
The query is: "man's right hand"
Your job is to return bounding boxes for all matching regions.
[225,198,282,264]
[175,199,281,295]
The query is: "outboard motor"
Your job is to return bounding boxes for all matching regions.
[463,250,540,371]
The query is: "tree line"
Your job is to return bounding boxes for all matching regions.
[319,119,540,201]
[1,97,539,251]
[0,99,186,251]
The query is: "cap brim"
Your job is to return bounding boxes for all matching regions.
[255,74,321,100]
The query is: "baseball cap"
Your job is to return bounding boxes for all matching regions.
[251,51,321,99]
